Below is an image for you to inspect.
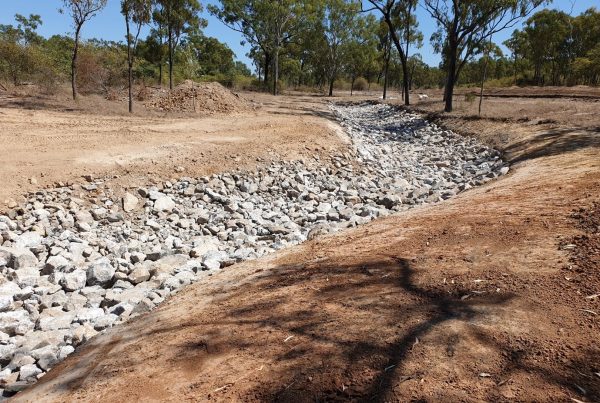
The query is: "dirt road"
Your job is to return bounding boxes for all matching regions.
[10,89,600,402]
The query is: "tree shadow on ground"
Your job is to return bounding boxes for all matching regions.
[31,252,599,401]
[505,127,600,164]
[200,255,598,402]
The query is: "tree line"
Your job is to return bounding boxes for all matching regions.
[0,0,599,113]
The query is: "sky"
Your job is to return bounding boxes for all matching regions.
[0,0,597,71]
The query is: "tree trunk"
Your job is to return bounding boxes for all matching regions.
[264,52,271,87]
[71,25,82,100]
[158,63,163,87]
[126,15,133,113]
[444,39,458,113]
[383,36,390,100]
[401,60,409,105]
[478,37,492,116]
[350,77,355,96]
[383,53,389,100]
[168,27,174,90]
[328,76,334,97]
[273,45,279,96]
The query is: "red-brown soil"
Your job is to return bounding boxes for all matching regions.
[7,88,600,402]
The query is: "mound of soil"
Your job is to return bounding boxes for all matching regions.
[144,81,253,114]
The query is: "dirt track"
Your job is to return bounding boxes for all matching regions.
[6,90,600,402]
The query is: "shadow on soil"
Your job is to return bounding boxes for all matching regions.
[505,127,600,163]
[174,254,597,401]
[31,252,599,401]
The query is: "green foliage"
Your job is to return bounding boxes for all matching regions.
[0,15,62,92]
[505,7,600,86]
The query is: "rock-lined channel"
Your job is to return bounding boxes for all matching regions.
[0,103,508,396]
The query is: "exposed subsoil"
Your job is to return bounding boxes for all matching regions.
[5,88,600,402]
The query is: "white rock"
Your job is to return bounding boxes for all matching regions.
[0,310,34,336]
[86,258,116,286]
[60,269,87,292]
[122,192,139,212]
[153,196,176,212]
[19,363,42,380]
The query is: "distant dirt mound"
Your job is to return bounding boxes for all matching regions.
[145,81,252,114]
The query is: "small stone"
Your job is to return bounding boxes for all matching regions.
[122,192,139,212]
[128,267,150,284]
[86,258,116,286]
[153,196,176,212]
[72,324,98,346]
[60,270,87,292]
[18,363,42,381]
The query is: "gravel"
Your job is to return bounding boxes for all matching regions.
[0,103,508,397]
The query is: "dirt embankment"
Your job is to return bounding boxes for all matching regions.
[12,91,600,402]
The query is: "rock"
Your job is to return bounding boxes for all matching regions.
[130,252,146,264]
[57,345,75,361]
[36,309,74,331]
[86,258,116,286]
[148,254,190,278]
[0,247,38,269]
[7,353,35,371]
[33,348,58,371]
[154,196,176,212]
[60,270,87,292]
[202,250,225,271]
[72,324,98,346]
[0,295,13,312]
[0,367,12,382]
[14,232,43,249]
[122,193,139,212]
[75,308,105,324]
[128,267,150,284]
[0,310,34,336]
[131,298,154,316]
[0,344,16,365]
[44,255,70,273]
[74,210,94,224]
[18,364,42,381]
[91,313,118,330]
[13,267,40,288]
[189,236,220,258]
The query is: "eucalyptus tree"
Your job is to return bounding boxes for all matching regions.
[365,0,420,105]
[121,0,152,112]
[61,0,108,100]
[210,0,314,95]
[154,0,204,89]
[345,14,379,95]
[423,0,547,112]
[318,0,362,96]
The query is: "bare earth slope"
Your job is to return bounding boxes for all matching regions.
[9,92,600,402]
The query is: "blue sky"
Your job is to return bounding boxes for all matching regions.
[0,0,597,70]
